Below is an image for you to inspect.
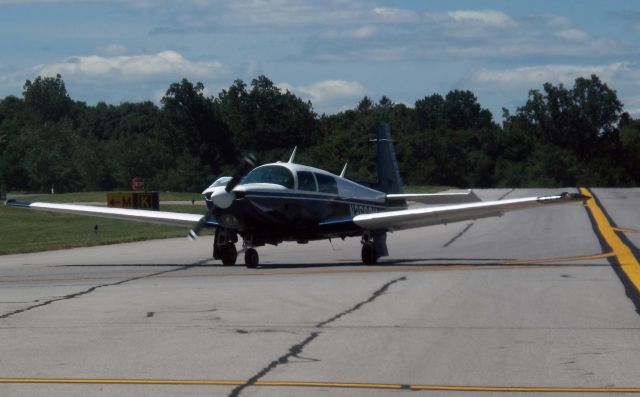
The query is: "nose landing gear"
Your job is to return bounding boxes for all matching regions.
[221,244,237,266]
[214,228,238,266]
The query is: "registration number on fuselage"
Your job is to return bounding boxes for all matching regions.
[349,203,381,216]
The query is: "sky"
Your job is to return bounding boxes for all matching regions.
[1,0,640,120]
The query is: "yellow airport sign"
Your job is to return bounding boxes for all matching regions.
[107,192,159,210]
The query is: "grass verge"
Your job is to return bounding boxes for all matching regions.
[7,191,203,203]
[0,198,210,255]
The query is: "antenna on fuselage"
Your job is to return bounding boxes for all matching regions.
[339,162,348,178]
[288,147,297,163]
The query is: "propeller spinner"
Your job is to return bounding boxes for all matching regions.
[188,154,256,240]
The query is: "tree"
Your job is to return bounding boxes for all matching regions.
[443,90,494,130]
[161,78,234,178]
[619,116,640,184]
[23,74,73,122]
[19,119,83,192]
[218,75,319,161]
[504,75,627,185]
[415,94,444,130]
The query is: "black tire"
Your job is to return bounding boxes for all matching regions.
[221,244,237,266]
[245,248,259,268]
[361,243,378,265]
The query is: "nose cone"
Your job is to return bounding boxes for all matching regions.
[211,187,235,209]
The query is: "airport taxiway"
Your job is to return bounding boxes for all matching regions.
[1,188,639,396]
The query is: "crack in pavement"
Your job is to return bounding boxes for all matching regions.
[228,276,407,397]
[0,259,209,319]
[315,276,407,328]
[442,223,474,248]
[497,188,515,201]
[441,189,514,249]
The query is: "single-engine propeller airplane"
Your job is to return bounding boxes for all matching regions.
[5,123,588,268]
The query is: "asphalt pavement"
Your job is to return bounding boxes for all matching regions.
[1,188,639,397]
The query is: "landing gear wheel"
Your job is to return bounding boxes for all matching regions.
[221,244,237,266]
[245,248,259,268]
[361,243,378,265]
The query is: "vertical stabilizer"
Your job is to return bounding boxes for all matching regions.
[374,122,404,194]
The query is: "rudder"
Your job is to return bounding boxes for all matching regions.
[374,122,404,194]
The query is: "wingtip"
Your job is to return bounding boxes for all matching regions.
[537,192,591,203]
[5,199,31,207]
[561,192,591,202]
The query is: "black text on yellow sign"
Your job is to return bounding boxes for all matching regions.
[107,192,159,210]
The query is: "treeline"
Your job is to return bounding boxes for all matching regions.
[0,74,638,193]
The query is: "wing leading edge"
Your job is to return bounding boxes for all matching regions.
[354,192,589,231]
[5,200,211,228]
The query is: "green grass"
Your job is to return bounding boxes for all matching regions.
[8,191,203,203]
[0,197,211,255]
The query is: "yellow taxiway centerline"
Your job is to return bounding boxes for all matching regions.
[1,378,640,393]
[581,187,640,294]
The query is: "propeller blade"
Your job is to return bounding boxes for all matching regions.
[188,153,256,239]
[225,154,256,193]
[188,206,212,240]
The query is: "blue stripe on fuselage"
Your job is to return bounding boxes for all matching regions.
[242,190,400,209]
[236,191,403,230]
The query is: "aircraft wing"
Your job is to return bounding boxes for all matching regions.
[5,200,212,228]
[386,190,481,205]
[353,192,588,231]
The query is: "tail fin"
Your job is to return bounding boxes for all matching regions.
[374,122,404,194]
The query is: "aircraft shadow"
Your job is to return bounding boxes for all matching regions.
[258,258,610,269]
[260,259,509,269]
[58,258,610,269]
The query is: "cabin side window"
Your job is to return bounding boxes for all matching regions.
[297,171,317,192]
[314,173,338,194]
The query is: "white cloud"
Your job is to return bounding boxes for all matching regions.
[279,79,365,103]
[371,7,418,23]
[321,26,377,40]
[278,79,366,113]
[534,14,573,29]
[36,50,229,81]
[470,62,640,117]
[473,63,633,86]
[446,10,516,27]
[554,29,589,42]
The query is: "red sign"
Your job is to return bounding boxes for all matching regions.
[131,177,145,191]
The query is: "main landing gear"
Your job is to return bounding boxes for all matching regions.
[242,236,259,268]
[361,231,388,265]
[361,243,377,265]
[244,248,259,268]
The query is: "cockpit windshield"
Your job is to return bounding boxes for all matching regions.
[210,176,231,188]
[240,165,294,189]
